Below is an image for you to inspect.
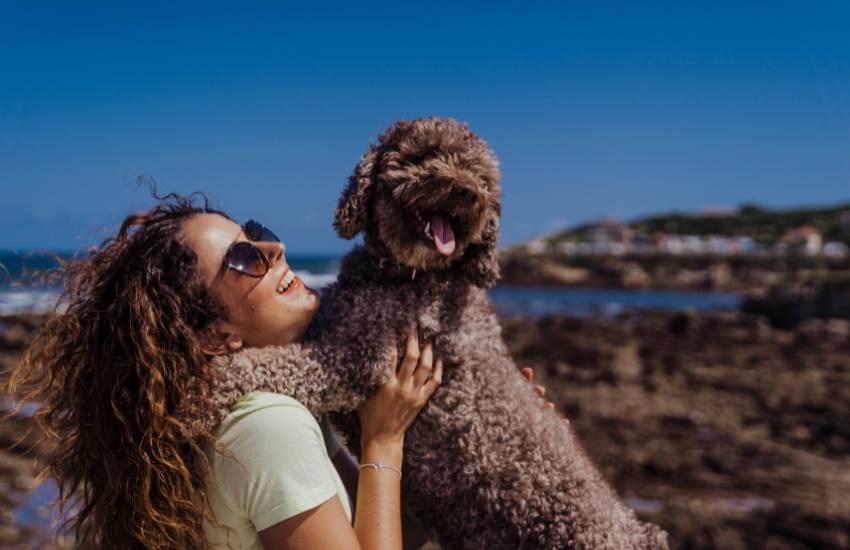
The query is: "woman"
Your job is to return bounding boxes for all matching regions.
[182,207,441,550]
[12,193,547,549]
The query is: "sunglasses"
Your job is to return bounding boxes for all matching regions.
[222,220,282,278]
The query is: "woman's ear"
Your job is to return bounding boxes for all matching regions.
[334,145,378,240]
[199,324,244,356]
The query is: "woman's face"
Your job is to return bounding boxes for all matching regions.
[182,213,320,351]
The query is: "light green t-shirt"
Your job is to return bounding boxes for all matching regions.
[204,392,352,549]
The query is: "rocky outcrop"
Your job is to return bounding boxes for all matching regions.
[499,253,841,293]
[502,310,850,550]
[742,282,850,329]
[3,311,849,549]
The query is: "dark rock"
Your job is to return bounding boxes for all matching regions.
[742,282,850,329]
[500,309,850,549]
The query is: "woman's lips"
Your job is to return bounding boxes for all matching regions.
[276,266,299,294]
[276,266,291,289]
[281,276,302,295]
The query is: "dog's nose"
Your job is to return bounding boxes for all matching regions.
[453,183,480,207]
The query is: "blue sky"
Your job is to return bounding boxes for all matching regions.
[1,2,848,253]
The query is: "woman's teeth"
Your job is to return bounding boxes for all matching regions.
[276,270,297,294]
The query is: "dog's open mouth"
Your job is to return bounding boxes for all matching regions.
[412,211,457,256]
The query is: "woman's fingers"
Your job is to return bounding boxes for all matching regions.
[424,358,443,395]
[398,327,420,380]
[533,385,554,408]
[412,341,433,387]
[386,343,399,379]
[523,368,555,409]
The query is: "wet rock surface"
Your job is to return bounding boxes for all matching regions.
[502,310,850,549]
[742,282,850,329]
[2,311,849,549]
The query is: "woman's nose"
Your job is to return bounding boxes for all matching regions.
[257,240,285,264]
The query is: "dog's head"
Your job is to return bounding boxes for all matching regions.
[334,118,502,287]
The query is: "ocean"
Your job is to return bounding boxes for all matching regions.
[0,250,740,317]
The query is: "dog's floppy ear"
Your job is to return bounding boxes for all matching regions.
[334,145,378,239]
[458,211,501,288]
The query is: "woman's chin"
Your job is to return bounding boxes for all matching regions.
[300,284,321,310]
[299,285,321,325]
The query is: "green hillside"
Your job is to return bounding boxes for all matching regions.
[549,202,850,246]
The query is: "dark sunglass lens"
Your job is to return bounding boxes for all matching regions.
[243,220,281,243]
[226,242,267,276]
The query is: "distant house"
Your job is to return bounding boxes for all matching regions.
[734,236,759,254]
[631,236,656,255]
[525,238,550,255]
[779,226,823,256]
[645,232,760,256]
[654,233,684,255]
[823,241,849,258]
[586,218,633,255]
[556,241,579,255]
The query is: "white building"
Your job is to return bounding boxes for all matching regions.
[823,241,849,258]
[779,226,823,256]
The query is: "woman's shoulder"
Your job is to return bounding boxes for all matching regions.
[207,392,348,532]
[218,391,317,439]
[231,391,307,411]
[214,391,341,468]
[233,390,310,414]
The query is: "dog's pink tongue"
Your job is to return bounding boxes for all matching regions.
[431,213,456,256]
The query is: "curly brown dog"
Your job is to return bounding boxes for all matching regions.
[202,118,668,549]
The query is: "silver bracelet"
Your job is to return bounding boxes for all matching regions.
[359,461,402,478]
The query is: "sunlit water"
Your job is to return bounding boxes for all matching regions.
[1,251,739,317]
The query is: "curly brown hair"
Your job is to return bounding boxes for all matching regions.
[9,192,229,549]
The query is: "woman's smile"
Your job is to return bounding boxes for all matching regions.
[275,266,296,293]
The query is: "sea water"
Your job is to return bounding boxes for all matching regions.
[0,251,739,317]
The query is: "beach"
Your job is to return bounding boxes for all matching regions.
[2,304,848,549]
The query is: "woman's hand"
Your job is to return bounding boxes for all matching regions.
[522,367,555,409]
[358,327,443,448]
[352,328,442,550]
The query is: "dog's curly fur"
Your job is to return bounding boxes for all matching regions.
[201,118,668,549]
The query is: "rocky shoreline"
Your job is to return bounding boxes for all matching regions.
[500,253,850,293]
[502,310,849,549]
[2,310,849,549]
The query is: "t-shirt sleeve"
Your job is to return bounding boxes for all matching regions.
[214,403,341,532]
